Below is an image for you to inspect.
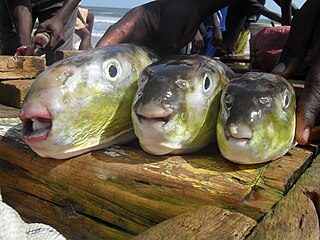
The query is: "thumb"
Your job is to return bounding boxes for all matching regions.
[272,61,301,79]
[295,66,320,144]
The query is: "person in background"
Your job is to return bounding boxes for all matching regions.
[96,0,237,57]
[275,0,298,25]
[0,0,20,55]
[272,0,320,145]
[75,5,94,50]
[4,0,80,63]
[193,7,228,57]
[221,0,282,55]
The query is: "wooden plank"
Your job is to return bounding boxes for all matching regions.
[0,56,45,80]
[1,184,133,240]
[0,110,316,239]
[0,104,20,118]
[134,205,257,240]
[0,80,33,108]
[247,153,320,240]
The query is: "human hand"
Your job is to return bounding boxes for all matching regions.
[35,17,65,50]
[272,0,320,144]
[294,43,320,144]
[193,30,204,51]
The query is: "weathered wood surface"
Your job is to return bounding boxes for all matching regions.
[0,104,20,118]
[0,104,317,239]
[134,205,257,240]
[0,80,33,108]
[247,152,320,240]
[0,56,45,79]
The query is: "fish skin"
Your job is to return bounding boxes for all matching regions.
[217,72,296,164]
[20,44,158,159]
[132,55,235,155]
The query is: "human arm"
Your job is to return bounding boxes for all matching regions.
[36,0,80,49]
[257,5,282,23]
[211,12,223,46]
[272,0,320,144]
[5,0,33,46]
[243,0,282,23]
[279,0,293,25]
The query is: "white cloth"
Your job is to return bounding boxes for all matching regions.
[0,192,66,240]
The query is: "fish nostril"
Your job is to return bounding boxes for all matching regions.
[229,123,238,135]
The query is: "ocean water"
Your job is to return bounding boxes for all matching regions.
[84,6,129,46]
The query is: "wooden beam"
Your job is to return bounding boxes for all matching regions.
[134,205,257,240]
[247,153,320,240]
[0,56,45,80]
[0,80,33,108]
[0,110,316,239]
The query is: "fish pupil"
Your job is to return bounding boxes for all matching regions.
[109,65,117,78]
[204,76,211,91]
[283,93,290,109]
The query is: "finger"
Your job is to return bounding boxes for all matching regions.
[295,58,320,144]
[272,1,320,78]
[309,127,320,143]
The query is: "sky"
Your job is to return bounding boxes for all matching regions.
[81,0,307,12]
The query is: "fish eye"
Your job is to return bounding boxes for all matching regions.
[224,92,233,110]
[102,59,122,81]
[136,89,143,99]
[259,97,271,105]
[203,73,212,92]
[283,91,291,109]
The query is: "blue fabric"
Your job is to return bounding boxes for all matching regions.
[200,7,228,57]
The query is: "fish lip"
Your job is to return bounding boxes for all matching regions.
[226,135,252,145]
[20,112,52,143]
[136,113,170,127]
[135,106,173,127]
[225,124,253,145]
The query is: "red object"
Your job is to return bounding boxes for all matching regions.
[15,32,50,56]
[15,46,28,56]
[250,26,291,72]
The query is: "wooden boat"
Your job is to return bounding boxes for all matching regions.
[0,54,319,240]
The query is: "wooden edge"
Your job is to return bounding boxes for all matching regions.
[134,205,257,240]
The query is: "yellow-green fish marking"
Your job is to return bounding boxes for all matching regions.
[132,55,235,155]
[217,72,296,164]
[20,44,158,159]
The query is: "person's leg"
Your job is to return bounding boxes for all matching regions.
[200,27,218,57]
[86,10,94,33]
[75,27,92,50]
[221,4,246,54]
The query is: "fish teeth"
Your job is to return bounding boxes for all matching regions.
[31,118,51,131]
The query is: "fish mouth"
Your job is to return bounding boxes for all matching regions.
[136,113,171,127]
[135,104,173,127]
[226,136,251,146]
[20,112,52,143]
[225,123,253,146]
